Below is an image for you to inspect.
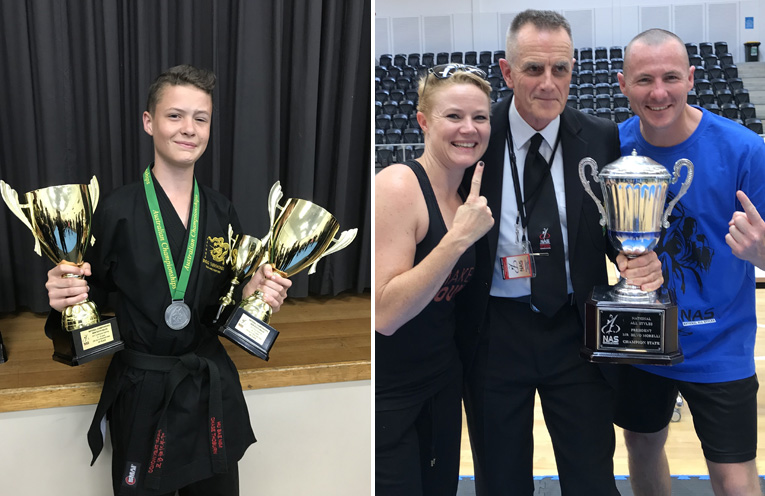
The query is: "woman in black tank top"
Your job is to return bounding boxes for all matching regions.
[375,65,494,495]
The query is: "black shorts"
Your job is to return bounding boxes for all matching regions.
[614,366,759,463]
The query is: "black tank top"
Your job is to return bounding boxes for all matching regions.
[376,160,476,411]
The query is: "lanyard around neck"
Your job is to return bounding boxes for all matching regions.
[505,112,561,229]
[143,165,200,302]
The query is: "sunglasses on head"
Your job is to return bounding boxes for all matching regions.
[428,63,487,80]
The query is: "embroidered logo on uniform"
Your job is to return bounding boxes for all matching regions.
[122,462,140,488]
[202,236,229,274]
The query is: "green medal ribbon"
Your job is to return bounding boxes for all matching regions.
[143,166,200,303]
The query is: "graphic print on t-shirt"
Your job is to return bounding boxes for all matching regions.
[655,193,716,332]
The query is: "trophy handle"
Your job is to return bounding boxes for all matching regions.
[661,158,694,228]
[307,228,358,275]
[88,176,100,246]
[226,224,238,264]
[0,180,42,256]
[578,157,608,227]
[267,181,284,227]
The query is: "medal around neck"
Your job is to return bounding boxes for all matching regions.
[217,182,357,361]
[0,177,124,366]
[577,151,694,365]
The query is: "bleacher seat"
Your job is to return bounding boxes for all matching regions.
[697,89,715,106]
[382,100,399,115]
[479,51,492,65]
[687,90,697,105]
[567,95,578,108]
[376,89,389,103]
[498,87,513,101]
[724,65,738,80]
[396,77,412,91]
[609,69,622,84]
[407,53,420,67]
[595,47,608,60]
[579,83,595,96]
[388,66,401,78]
[739,102,757,120]
[714,41,729,56]
[734,88,750,105]
[703,103,720,114]
[381,77,396,91]
[580,47,593,60]
[465,51,477,65]
[710,78,728,94]
[699,42,713,57]
[580,60,594,72]
[745,118,763,134]
[707,66,723,80]
[436,52,449,64]
[386,128,402,144]
[402,65,417,79]
[719,53,734,67]
[716,89,733,105]
[422,53,435,68]
[732,118,744,125]
[685,43,698,56]
[376,114,392,130]
[610,82,621,95]
[693,66,707,81]
[595,58,610,71]
[403,128,421,144]
[613,93,629,109]
[392,54,405,68]
[695,79,712,92]
[689,54,702,67]
[405,90,419,104]
[610,46,623,59]
[579,70,594,84]
[703,54,719,68]
[408,114,420,130]
[571,70,579,84]
[389,89,405,103]
[494,50,505,63]
[489,63,502,77]
[595,94,612,109]
[728,78,744,91]
[375,66,388,79]
[721,103,739,119]
[379,54,392,68]
[592,83,609,96]
[594,70,609,84]
[487,74,504,90]
[579,94,595,109]
[376,146,395,168]
[375,129,384,144]
[477,63,490,75]
[610,58,624,70]
[391,113,409,130]
[375,77,381,90]
[399,100,415,115]
[375,101,382,116]
[569,84,579,97]
[451,52,463,64]
[614,107,631,123]
[580,108,596,115]
[596,108,613,120]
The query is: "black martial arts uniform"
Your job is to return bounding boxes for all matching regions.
[47,169,255,495]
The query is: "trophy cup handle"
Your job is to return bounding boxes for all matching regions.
[267,181,284,227]
[0,180,42,256]
[307,228,358,275]
[226,224,238,264]
[578,157,608,227]
[661,158,694,228]
[87,176,100,212]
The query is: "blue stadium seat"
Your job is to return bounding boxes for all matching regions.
[578,83,595,96]
[579,70,594,85]
[595,83,611,95]
[567,95,578,108]
[595,94,612,109]
[579,94,595,109]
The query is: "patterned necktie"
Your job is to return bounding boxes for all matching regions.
[523,133,568,317]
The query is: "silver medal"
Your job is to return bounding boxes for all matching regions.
[165,300,191,330]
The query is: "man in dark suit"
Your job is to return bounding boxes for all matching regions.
[457,10,664,495]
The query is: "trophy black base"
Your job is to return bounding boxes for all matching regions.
[217,306,279,361]
[582,286,683,365]
[50,316,125,366]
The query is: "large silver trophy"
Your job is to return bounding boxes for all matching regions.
[578,150,693,364]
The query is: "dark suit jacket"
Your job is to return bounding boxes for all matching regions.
[456,97,621,370]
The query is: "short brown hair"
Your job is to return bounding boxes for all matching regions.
[145,64,216,114]
[506,10,573,64]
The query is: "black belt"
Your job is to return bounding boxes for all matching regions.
[87,339,227,491]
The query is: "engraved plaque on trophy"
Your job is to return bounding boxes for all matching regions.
[0,177,124,366]
[217,182,357,361]
[578,151,693,365]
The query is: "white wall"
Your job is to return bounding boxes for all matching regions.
[376,0,765,64]
[0,380,371,496]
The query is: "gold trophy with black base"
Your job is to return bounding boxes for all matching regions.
[216,182,357,361]
[578,151,693,365]
[1,177,124,366]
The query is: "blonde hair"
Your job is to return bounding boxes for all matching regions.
[416,70,491,116]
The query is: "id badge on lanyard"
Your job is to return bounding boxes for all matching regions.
[499,216,536,280]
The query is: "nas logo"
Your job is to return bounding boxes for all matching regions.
[203,236,229,274]
[602,335,619,345]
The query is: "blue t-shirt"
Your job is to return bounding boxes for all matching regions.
[619,107,765,382]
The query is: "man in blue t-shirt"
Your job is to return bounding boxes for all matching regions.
[615,28,765,496]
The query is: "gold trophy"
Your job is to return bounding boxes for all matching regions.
[218,182,357,361]
[0,177,124,366]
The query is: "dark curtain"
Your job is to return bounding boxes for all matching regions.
[0,0,371,313]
